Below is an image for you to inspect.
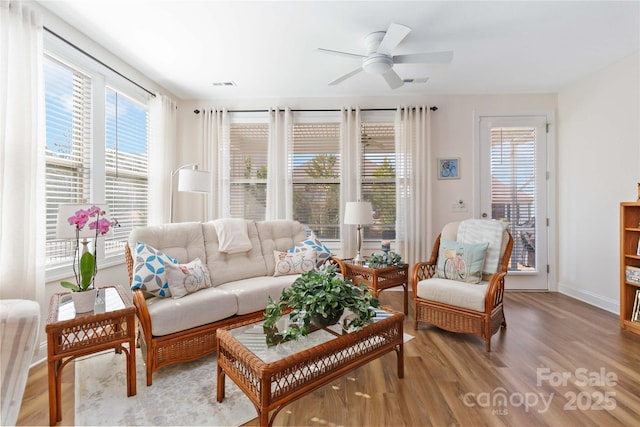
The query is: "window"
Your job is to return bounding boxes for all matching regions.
[489,127,536,272]
[44,55,92,264]
[44,40,150,272]
[291,122,341,240]
[229,123,269,220]
[361,122,396,240]
[105,89,149,254]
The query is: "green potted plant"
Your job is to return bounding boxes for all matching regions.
[367,251,404,268]
[264,264,380,343]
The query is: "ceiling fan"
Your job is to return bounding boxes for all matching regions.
[317,23,453,89]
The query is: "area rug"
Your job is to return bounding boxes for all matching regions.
[75,349,257,426]
[76,334,415,426]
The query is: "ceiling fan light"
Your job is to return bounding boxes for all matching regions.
[362,55,393,75]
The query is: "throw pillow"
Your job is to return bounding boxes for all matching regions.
[165,258,213,299]
[435,239,489,284]
[287,233,332,268]
[131,242,178,297]
[273,249,317,277]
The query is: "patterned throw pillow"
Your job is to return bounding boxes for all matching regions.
[131,242,178,297]
[435,239,489,284]
[274,249,317,277]
[165,258,213,299]
[287,234,332,268]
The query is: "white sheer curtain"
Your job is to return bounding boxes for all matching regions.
[339,107,361,258]
[148,94,177,225]
[396,106,432,267]
[201,108,230,219]
[0,1,45,301]
[266,107,293,220]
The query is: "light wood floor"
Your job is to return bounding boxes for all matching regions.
[17,291,640,426]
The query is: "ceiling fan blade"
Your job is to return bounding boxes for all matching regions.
[329,67,363,86]
[382,69,404,89]
[316,48,365,59]
[393,51,454,64]
[376,23,411,55]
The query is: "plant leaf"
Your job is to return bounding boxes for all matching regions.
[79,251,95,289]
[60,281,80,292]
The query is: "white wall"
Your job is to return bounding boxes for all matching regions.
[557,51,640,313]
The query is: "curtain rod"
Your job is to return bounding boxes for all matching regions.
[193,106,437,114]
[44,27,156,98]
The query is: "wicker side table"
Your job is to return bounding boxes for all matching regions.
[341,262,409,314]
[45,285,136,425]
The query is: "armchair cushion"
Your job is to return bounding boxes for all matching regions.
[435,239,489,284]
[416,277,487,312]
[457,219,507,275]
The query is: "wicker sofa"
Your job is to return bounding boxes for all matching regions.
[125,219,309,385]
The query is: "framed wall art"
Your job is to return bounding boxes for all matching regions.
[437,157,460,180]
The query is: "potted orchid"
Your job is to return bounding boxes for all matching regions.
[60,205,118,312]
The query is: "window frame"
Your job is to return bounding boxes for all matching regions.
[44,32,150,281]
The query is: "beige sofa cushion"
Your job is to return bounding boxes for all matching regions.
[416,277,487,312]
[216,275,301,315]
[255,220,308,275]
[203,220,269,286]
[146,287,238,336]
[128,222,206,264]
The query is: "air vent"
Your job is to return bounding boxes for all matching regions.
[211,81,236,87]
[403,77,429,84]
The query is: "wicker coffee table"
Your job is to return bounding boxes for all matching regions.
[216,307,404,426]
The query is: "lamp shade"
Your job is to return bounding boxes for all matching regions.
[56,203,109,239]
[178,168,211,193]
[344,201,374,225]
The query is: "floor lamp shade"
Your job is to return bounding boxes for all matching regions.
[178,168,211,193]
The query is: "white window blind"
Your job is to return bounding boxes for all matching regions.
[291,123,341,240]
[44,54,92,264]
[229,123,269,220]
[105,89,149,255]
[490,127,536,271]
[361,122,396,240]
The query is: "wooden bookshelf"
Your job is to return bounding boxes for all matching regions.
[620,201,640,335]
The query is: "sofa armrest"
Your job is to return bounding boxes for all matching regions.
[327,257,346,275]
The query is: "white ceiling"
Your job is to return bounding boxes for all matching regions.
[40,1,640,100]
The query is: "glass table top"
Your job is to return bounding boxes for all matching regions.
[57,287,125,321]
[227,308,395,363]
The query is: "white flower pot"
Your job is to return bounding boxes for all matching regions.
[71,288,97,313]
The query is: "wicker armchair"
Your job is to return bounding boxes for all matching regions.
[411,220,513,351]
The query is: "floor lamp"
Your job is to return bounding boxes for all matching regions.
[169,163,211,222]
[344,201,374,265]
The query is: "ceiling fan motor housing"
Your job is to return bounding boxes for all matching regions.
[362,54,393,75]
[363,31,393,75]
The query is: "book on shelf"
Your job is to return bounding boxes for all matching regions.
[626,266,640,285]
[633,289,640,323]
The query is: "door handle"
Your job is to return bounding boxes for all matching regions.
[482,213,488,218]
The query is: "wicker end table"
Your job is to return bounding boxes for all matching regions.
[45,285,136,425]
[341,261,409,314]
[217,308,404,426]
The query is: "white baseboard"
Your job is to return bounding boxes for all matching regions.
[30,341,48,368]
[557,282,619,315]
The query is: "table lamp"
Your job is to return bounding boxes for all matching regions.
[344,201,374,265]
